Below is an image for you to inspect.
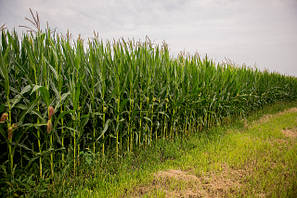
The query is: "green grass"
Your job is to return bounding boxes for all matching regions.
[75,101,297,197]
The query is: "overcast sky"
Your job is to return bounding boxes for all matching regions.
[1,0,297,76]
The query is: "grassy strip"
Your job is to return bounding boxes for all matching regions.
[75,101,297,197]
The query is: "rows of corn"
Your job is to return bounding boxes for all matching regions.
[1,29,297,191]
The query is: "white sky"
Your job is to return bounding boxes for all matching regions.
[1,0,297,76]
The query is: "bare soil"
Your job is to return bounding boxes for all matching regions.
[131,165,248,198]
[282,128,297,138]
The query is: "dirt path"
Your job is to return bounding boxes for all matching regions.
[132,166,248,197]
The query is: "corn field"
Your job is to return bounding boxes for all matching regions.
[1,28,297,193]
